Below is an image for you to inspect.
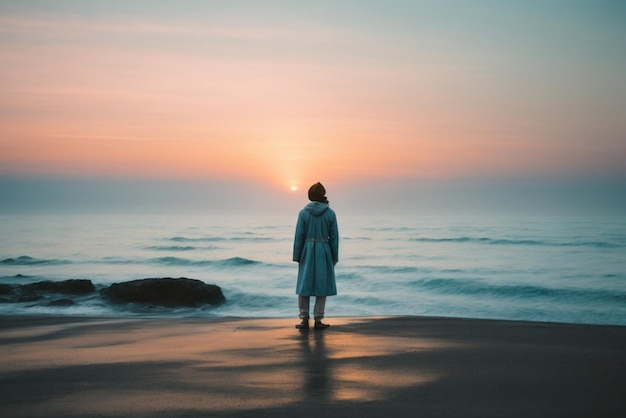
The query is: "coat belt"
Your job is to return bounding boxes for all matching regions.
[305,238,328,243]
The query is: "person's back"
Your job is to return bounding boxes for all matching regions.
[292,182,339,330]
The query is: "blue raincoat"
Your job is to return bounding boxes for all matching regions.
[293,201,339,296]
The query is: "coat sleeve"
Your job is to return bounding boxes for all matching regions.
[329,212,339,264]
[293,211,306,262]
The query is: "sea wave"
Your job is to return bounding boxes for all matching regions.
[170,236,223,242]
[145,245,198,251]
[362,265,421,274]
[220,290,293,312]
[150,256,262,267]
[215,257,262,267]
[170,236,280,243]
[90,255,264,267]
[409,237,624,248]
[412,277,626,304]
[147,256,214,266]
[0,256,72,266]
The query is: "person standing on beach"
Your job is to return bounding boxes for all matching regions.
[293,182,339,330]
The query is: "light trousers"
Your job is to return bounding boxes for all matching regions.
[298,296,327,320]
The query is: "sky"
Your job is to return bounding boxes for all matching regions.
[1,0,625,215]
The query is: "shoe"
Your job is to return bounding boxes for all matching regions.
[314,321,330,330]
[295,318,309,330]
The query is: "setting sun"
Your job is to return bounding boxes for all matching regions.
[290,185,298,192]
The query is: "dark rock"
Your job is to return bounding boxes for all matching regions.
[0,280,94,304]
[22,279,95,295]
[48,298,75,306]
[101,277,225,307]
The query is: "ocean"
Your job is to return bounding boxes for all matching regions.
[1,213,625,326]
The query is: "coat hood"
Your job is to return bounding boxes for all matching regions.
[304,201,329,216]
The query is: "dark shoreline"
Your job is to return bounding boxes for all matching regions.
[1,315,625,417]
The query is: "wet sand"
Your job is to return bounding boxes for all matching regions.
[1,315,625,417]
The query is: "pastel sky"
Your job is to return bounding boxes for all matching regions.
[1,0,625,214]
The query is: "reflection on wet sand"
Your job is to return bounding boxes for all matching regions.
[0,317,455,415]
[297,329,332,400]
[3,315,625,417]
[292,321,446,402]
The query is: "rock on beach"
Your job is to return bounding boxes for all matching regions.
[100,277,225,307]
[0,279,95,303]
[21,279,95,295]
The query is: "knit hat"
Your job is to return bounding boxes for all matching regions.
[308,182,328,203]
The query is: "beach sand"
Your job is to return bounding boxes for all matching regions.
[1,315,625,417]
